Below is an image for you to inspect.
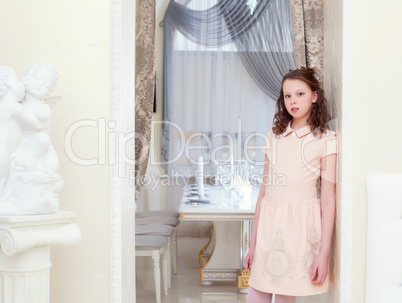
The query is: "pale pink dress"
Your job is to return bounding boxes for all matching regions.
[248,122,337,296]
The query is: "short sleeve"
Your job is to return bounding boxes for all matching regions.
[322,131,337,157]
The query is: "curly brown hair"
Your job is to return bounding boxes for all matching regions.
[272,67,330,135]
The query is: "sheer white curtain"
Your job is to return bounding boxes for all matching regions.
[164,0,277,235]
[167,0,276,179]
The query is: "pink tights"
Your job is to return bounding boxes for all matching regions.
[246,287,296,303]
[247,287,272,302]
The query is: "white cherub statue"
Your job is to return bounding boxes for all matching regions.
[0,62,63,215]
[0,66,42,198]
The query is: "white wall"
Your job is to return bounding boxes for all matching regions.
[0,1,112,302]
[352,0,402,302]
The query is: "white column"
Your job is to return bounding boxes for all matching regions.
[0,211,80,303]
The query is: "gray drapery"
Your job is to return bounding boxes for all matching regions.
[162,0,296,165]
[163,0,296,101]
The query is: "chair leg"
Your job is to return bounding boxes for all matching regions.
[162,249,168,296]
[167,238,171,288]
[172,231,177,274]
[152,250,161,303]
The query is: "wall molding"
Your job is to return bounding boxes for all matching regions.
[110,0,136,302]
[110,1,122,301]
[340,0,354,302]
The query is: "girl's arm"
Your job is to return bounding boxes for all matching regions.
[311,153,337,284]
[245,154,269,270]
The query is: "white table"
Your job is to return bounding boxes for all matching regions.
[179,185,259,291]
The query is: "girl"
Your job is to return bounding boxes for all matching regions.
[245,67,337,303]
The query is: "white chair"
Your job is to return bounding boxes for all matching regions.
[136,217,180,275]
[136,210,180,219]
[135,235,168,303]
[136,224,178,286]
[136,216,180,227]
[366,174,402,303]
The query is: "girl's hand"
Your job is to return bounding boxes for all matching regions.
[311,253,328,284]
[245,249,255,271]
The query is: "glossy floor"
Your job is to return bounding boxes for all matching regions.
[136,236,248,303]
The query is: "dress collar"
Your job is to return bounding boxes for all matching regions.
[283,121,313,138]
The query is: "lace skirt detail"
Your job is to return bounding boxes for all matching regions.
[248,196,329,296]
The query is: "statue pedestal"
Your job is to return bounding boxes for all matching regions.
[0,211,81,303]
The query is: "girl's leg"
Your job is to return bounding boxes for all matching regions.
[246,287,273,303]
[274,294,297,303]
